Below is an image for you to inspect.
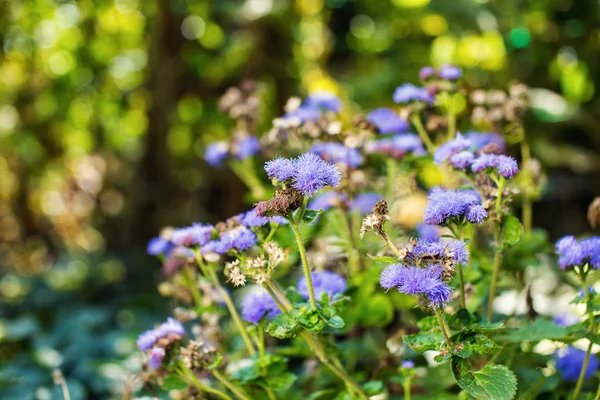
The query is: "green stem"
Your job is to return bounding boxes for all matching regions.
[212,370,252,400]
[447,93,456,141]
[594,380,600,400]
[338,209,362,274]
[403,377,412,400]
[411,114,435,154]
[573,341,593,400]
[378,231,404,260]
[487,178,506,322]
[581,273,595,331]
[520,139,532,234]
[450,224,466,309]
[194,252,256,355]
[180,367,232,400]
[434,307,452,346]
[289,222,316,308]
[184,266,203,310]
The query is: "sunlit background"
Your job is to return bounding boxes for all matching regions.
[1,0,599,398]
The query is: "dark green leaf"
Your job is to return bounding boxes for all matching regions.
[452,358,517,400]
[495,319,567,342]
[266,312,302,339]
[265,372,297,391]
[404,332,444,352]
[302,209,322,224]
[362,380,385,395]
[162,374,188,390]
[503,215,523,247]
[323,314,345,329]
[298,307,325,332]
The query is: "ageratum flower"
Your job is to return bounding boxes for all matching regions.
[471,154,519,179]
[416,223,440,241]
[310,142,363,168]
[137,330,162,352]
[433,133,472,164]
[308,191,346,211]
[239,209,287,227]
[241,291,281,324]
[219,226,258,252]
[555,346,599,381]
[401,360,415,369]
[412,238,469,265]
[137,317,185,352]
[465,131,505,152]
[292,153,341,197]
[304,91,342,113]
[157,317,186,337]
[350,193,383,214]
[205,142,229,166]
[555,235,600,269]
[393,84,434,104]
[147,237,172,256]
[553,314,579,327]
[449,151,475,170]
[285,105,322,123]
[149,347,166,369]
[380,264,452,307]
[419,66,436,81]
[579,286,597,298]
[265,156,297,182]
[233,136,260,160]
[423,187,487,226]
[439,65,462,80]
[171,224,215,247]
[366,108,409,134]
[298,271,347,300]
[367,134,426,159]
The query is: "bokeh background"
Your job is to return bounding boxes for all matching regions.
[1,0,599,398]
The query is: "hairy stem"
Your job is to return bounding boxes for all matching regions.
[212,370,252,400]
[378,231,403,260]
[403,377,412,400]
[434,307,452,346]
[411,114,435,153]
[573,341,593,400]
[289,221,317,308]
[487,178,505,322]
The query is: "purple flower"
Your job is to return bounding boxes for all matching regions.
[579,286,597,298]
[419,66,436,81]
[350,193,383,214]
[380,264,452,307]
[449,151,475,170]
[401,360,415,369]
[292,153,341,197]
[465,131,505,152]
[367,134,426,159]
[240,209,286,227]
[555,347,599,381]
[157,317,186,337]
[298,271,347,300]
[439,65,462,80]
[137,329,161,352]
[149,347,166,369]
[466,205,488,223]
[416,223,440,241]
[423,187,485,226]
[233,136,260,160]
[555,236,600,269]
[265,156,297,182]
[220,226,258,252]
[433,133,472,164]
[367,108,409,134]
[308,191,346,211]
[310,142,363,168]
[205,142,229,166]
[553,314,579,327]
[200,240,226,255]
[413,238,469,264]
[147,237,172,256]
[304,91,342,112]
[471,154,519,179]
[285,105,322,123]
[241,291,282,324]
[171,224,215,247]
[393,84,434,104]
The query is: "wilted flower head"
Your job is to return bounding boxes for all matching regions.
[380,264,452,307]
[304,91,342,112]
[393,84,434,104]
[366,108,409,134]
[433,133,472,164]
[423,187,487,226]
[367,134,426,159]
[241,291,282,324]
[439,65,462,80]
[232,136,260,160]
[147,237,172,256]
[298,271,347,301]
[555,235,600,269]
[205,142,229,166]
[310,142,363,168]
[471,154,519,179]
[555,346,599,381]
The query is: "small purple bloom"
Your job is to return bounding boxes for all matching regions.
[393,84,434,104]
[285,105,322,123]
[555,346,599,381]
[137,329,161,352]
[241,291,282,324]
[553,314,579,327]
[413,238,469,264]
[149,346,166,369]
[401,360,415,369]
[466,205,488,223]
[416,223,440,241]
[449,151,475,170]
[433,133,472,164]
[157,317,186,337]
[380,264,453,307]
[233,136,260,160]
[465,131,505,152]
[240,209,270,227]
[471,154,519,179]
[220,226,258,252]
[439,65,462,80]
[350,193,383,214]
[423,187,484,226]
[200,240,226,255]
[265,156,297,182]
[171,224,215,247]
[308,191,346,211]
[304,91,342,112]
[579,286,597,298]
[419,66,436,81]
[310,142,363,168]
[367,134,426,159]
[147,237,172,256]
[292,153,341,197]
[367,108,409,134]
[556,236,600,269]
[298,271,347,301]
[205,142,229,166]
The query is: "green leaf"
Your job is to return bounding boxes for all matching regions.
[358,293,393,327]
[323,314,345,329]
[302,209,322,224]
[298,307,325,332]
[162,374,188,390]
[266,312,302,339]
[367,254,399,264]
[417,316,439,331]
[495,319,567,342]
[362,380,385,395]
[404,332,444,352]
[503,215,523,247]
[265,372,297,391]
[452,358,517,400]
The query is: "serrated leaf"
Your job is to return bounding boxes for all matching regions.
[452,358,517,400]
[417,316,439,331]
[298,307,325,332]
[266,312,302,339]
[495,319,567,342]
[162,374,188,390]
[265,372,297,391]
[367,254,399,264]
[302,209,322,224]
[404,332,444,352]
[503,215,523,247]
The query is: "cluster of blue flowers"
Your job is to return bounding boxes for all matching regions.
[265,153,341,197]
[310,142,363,168]
[241,291,282,324]
[423,187,488,225]
[284,91,341,123]
[419,65,463,81]
[366,134,426,159]
[393,83,434,105]
[137,318,186,369]
[555,235,600,270]
[308,191,382,214]
[298,271,347,301]
[555,346,599,381]
[412,238,469,265]
[366,108,409,134]
[380,263,452,307]
[204,136,261,167]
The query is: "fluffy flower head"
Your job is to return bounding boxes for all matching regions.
[555,346,599,381]
[433,133,472,164]
[298,271,347,301]
[471,154,519,179]
[367,108,409,134]
[367,134,426,159]
[439,65,462,80]
[233,136,260,160]
[241,291,282,324]
[555,235,600,269]
[205,142,229,166]
[380,264,452,307]
[310,142,363,168]
[393,84,434,104]
[423,187,486,226]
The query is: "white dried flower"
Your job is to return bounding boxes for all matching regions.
[226,266,246,287]
[264,242,286,266]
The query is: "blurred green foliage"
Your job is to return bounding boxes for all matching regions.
[1,0,600,398]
